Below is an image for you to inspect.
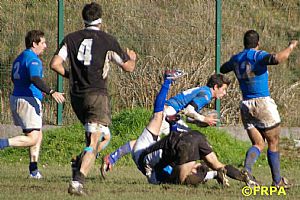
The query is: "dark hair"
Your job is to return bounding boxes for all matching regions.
[25,30,44,49]
[243,30,259,49]
[82,2,102,22]
[206,73,231,88]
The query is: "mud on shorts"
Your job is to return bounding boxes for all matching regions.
[71,93,111,126]
[10,95,42,131]
[240,96,281,130]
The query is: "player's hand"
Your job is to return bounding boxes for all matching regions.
[289,40,298,50]
[126,48,137,61]
[51,92,65,104]
[203,115,219,126]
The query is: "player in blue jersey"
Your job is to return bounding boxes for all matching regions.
[100,73,231,178]
[50,2,137,196]
[220,30,298,188]
[0,30,65,179]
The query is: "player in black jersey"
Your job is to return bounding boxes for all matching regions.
[137,120,259,187]
[50,2,137,196]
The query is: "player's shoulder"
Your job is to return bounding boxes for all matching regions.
[66,29,117,44]
[198,86,211,97]
[21,50,41,64]
[245,49,269,61]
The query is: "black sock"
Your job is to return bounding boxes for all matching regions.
[29,162,38,173]
[225,165,244,181]
[73,171,86,185]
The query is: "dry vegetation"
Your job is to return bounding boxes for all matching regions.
[0,0,299,126]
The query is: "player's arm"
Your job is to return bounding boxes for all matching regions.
[184,104,218,126]
[109,37,137,72]
[29,61,65,103]
[220,58,235,74]
[121,48,136,72]
[261,40,298,65]
[30,77,65,104]
[107,49,136,73]
[50,44,70,78]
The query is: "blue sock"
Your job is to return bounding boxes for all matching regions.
[109,142,132,165]
[244,146,261,173]
[267,149,281,184]
[170,123,178,132]
[154,79,172,113]
[29,162,38,174]
[0,138,9,149]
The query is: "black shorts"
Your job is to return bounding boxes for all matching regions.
[71,93,111,126]
[172,130,213,165]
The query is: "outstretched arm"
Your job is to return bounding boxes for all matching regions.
[273,40,298,64]
[220,60,234,74]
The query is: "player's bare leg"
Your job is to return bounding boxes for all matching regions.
[29,130,43,179]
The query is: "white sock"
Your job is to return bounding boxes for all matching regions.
[203,171,217,181]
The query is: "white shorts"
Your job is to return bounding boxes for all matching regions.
[160,106,189,135]
[10,95,42,130]
[240,97,281,130]
[132,128,162,184]
[132,128,162,167]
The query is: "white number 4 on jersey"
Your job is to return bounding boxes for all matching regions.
[77,39,93,66]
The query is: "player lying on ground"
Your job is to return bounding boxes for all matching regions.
[101,73,230,177]
[137,115,258,187]
[127,70,229,185]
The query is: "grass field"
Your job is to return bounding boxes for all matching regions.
[0,163,300,200]
[0,108,300,199]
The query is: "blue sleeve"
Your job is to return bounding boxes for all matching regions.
[255,50,270,63]
[190,96,210,112]
[28,59,43,78]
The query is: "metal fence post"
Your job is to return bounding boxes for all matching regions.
[215,0,222,126]
[57,0,64,125]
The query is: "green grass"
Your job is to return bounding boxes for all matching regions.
[0,107,298,168]
[0,108,300,199]
[0,163,299,200]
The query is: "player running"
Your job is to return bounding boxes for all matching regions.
[221,29,298,188]
[0,30,65,179]
[50,2,136,196]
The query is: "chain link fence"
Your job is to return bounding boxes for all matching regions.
[0,0,299,126]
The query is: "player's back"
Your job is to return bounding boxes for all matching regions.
[64,28,127,95]
[166,86,210,112]
[232,49,270,100]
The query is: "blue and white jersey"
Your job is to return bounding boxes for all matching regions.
[222,49,271,100]
[11,49,44,100]
[165,86,212,112]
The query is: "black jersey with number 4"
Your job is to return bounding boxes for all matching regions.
[63,29,129,96]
